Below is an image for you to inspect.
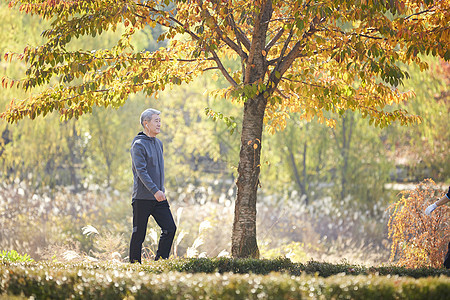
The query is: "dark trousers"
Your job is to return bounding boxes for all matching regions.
[444,242,450,269]
[129,199,176,263]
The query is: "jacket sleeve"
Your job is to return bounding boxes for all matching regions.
[131,141,160,195]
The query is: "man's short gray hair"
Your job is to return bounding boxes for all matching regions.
[140,108,161,127]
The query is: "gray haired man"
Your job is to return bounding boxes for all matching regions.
[129,108,176,263]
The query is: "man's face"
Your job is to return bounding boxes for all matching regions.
[144,114,161,137]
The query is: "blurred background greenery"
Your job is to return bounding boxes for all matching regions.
[0,3,448,265]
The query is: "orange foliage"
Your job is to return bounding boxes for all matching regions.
[387,179,449,268]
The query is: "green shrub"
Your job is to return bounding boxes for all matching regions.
[136,257,450,278]
[5,257,447,277]
[136,257,299,275]
[1,262,449,300]
[369,265,450,278]
[0,251,34,263]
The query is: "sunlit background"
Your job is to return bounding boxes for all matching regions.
[0,2,449,266]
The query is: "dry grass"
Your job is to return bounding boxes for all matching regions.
[0,182,403,266]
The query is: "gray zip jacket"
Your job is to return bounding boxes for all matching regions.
[130,132,165,200]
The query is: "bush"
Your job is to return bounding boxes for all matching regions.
[138,257,300,275]
[151,257,450,278]
[387,179,449,268]
[1,261,449,300]
[2,257,449,278]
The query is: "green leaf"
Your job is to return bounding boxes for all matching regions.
[275,71,281,79]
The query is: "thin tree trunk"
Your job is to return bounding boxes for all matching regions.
[287,146,306,197]
[301,139,309,204]
[232,94,267,258]
[333,114,354,201]
[341,117,347,201]
[67,122,80,193]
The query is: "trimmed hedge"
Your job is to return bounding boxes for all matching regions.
[146,257,449,278]
[155,257,302,275]
[131,257,449,277]
[1,262,449,299]
[3,257,448,277]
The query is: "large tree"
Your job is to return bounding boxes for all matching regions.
[1,0,449,257]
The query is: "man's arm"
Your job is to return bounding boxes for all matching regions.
[425,187,450,215]
[436,194,450,206]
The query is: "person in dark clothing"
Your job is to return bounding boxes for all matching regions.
[424,186,450,269]
[129,108,176,263]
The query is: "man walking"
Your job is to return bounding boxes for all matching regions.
[129,108,176,263]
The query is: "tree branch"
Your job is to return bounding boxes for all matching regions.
[325,27,385,41]
[276,28,295,67]
[136,3,200,41]
[227,11,251,51]
[270,16,326,89]
[137,1,236,87]
[210,51,238,87]
[265,27,284,52]
[202,67,219,72]
[198,2,248,61]
[244,0,274,84]
[405,8,433,20]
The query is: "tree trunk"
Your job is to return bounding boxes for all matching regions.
[333,114,355,201]
[287,146,306,198]
[66,122,80,193]
[231,0,272,258]
[232,94,267,258]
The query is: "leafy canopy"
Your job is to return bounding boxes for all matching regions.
[1,0,449,129]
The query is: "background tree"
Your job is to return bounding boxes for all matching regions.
[1,0,449,258]
[385,59,450,182]
[264,116,332,205]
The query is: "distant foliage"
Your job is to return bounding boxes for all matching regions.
[387,179,449,268]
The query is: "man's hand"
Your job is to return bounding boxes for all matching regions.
[425,203,437,216]
[154,190,166,202]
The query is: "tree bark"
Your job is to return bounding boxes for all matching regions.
[232,94,267,258]
[231,0,273,258]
